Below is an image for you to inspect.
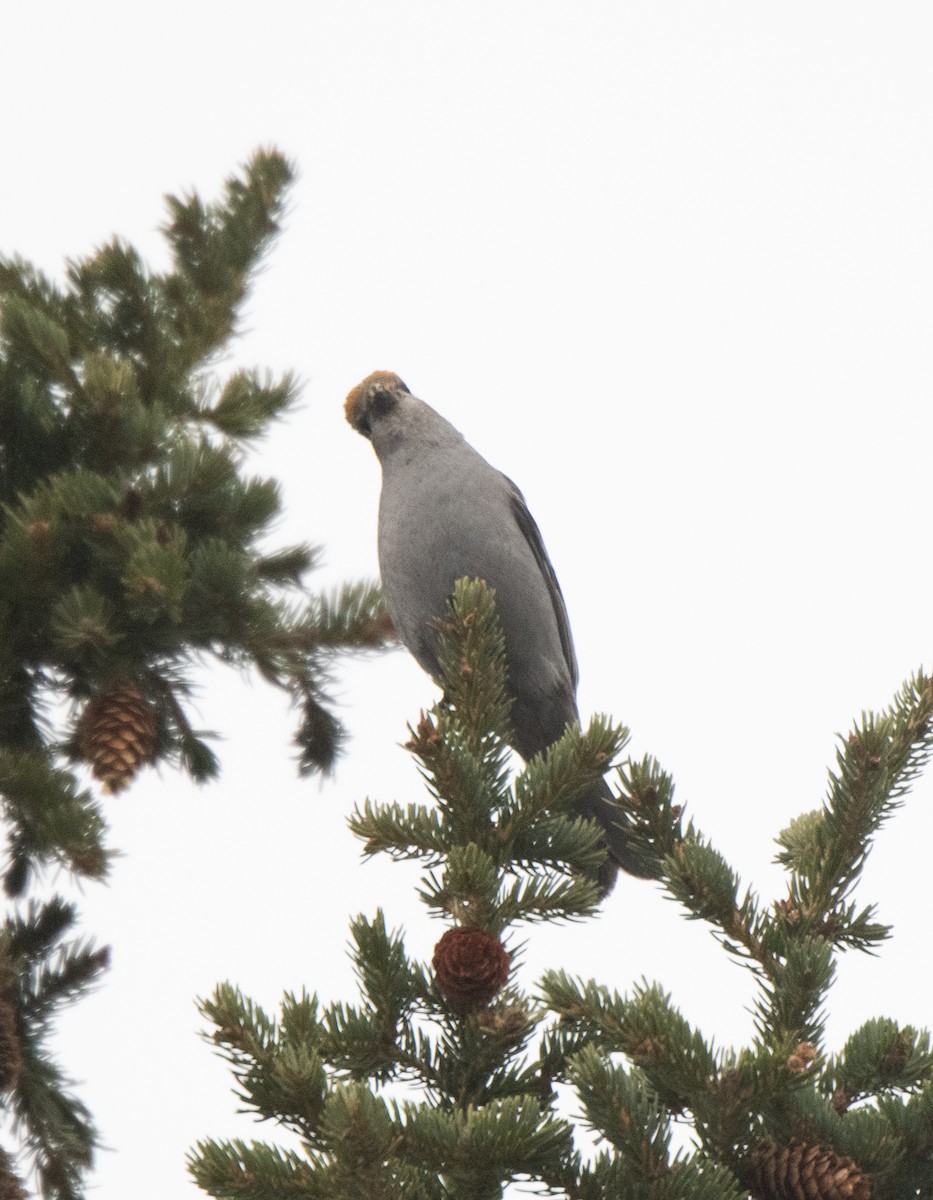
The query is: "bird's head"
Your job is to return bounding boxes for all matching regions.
[344,371,411,439]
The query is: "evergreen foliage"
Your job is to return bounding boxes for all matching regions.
[194,580,932,1199]
[0,151,392,1197]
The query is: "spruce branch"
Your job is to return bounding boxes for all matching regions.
[0,902,105,1200]
[20,942,110,1029]
[664,834,768,968]
[196,579,933,1196]
[2,899,76,961]
[9,1042,95,1200]
[188,1139,327,1200]
[195,583,632,1196]
[254,543,317,586]
[752,936,835,1049]
[2,149,399,1197]
[2,146,387,809]
[494,869,604,926]
[206,369,300,441]
[431,579,515,760]
[198,984,327,1137]
[568,1043,674,1170]
[777,670,933,931]
[308,582,393,651]
[349,795,450,862]
[612,753,684,873]
[893,1085,933,1193]
[542,973,719,1111]
[506,716,630,840]
[823,1018,933,1113]
[0,751,109,884]
[394,580,627,917]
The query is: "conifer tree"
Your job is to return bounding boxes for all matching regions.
[193,579,932,1199]
[0,151,392,1198]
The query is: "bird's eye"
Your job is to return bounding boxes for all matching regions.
[371,389,397,418]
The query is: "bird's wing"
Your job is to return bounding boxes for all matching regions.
[504,475,580,690]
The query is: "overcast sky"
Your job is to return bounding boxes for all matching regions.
[3,3,933,1195]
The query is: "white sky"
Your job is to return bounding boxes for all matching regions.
[3,3,933,1195]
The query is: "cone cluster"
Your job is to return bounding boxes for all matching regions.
[432,926,510,1012]
[77,681,157,792]
[751,1139,871,1200]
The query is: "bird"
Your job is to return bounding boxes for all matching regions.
[345,369,643,893]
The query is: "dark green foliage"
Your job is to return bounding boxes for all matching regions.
[0,149,392,864]
[353,580,627,929]
[0,900,108,1200]
[0,152,392,1197]
[540,671,933,1198]
[195,582,933,1198]
[192,582,630,1197]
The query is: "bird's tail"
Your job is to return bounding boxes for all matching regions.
[573,777,653,894]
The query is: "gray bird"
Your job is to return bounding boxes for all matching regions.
[345,370,642,892]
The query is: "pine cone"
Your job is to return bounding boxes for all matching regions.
[432,926,510,1012]
[77,681,157,792]
[751,1139,871,1200]
[0,963,21,1093]
[787,1041,817,1073]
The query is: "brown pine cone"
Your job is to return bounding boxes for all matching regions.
[751,1139,871,1200]
[77,680,158,792]
[432,926,510,1012]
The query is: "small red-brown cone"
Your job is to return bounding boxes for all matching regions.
[432,927,510,1012]
[751,1139,871,1200]
[0,963,21,1094]
[77,681,158,792]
